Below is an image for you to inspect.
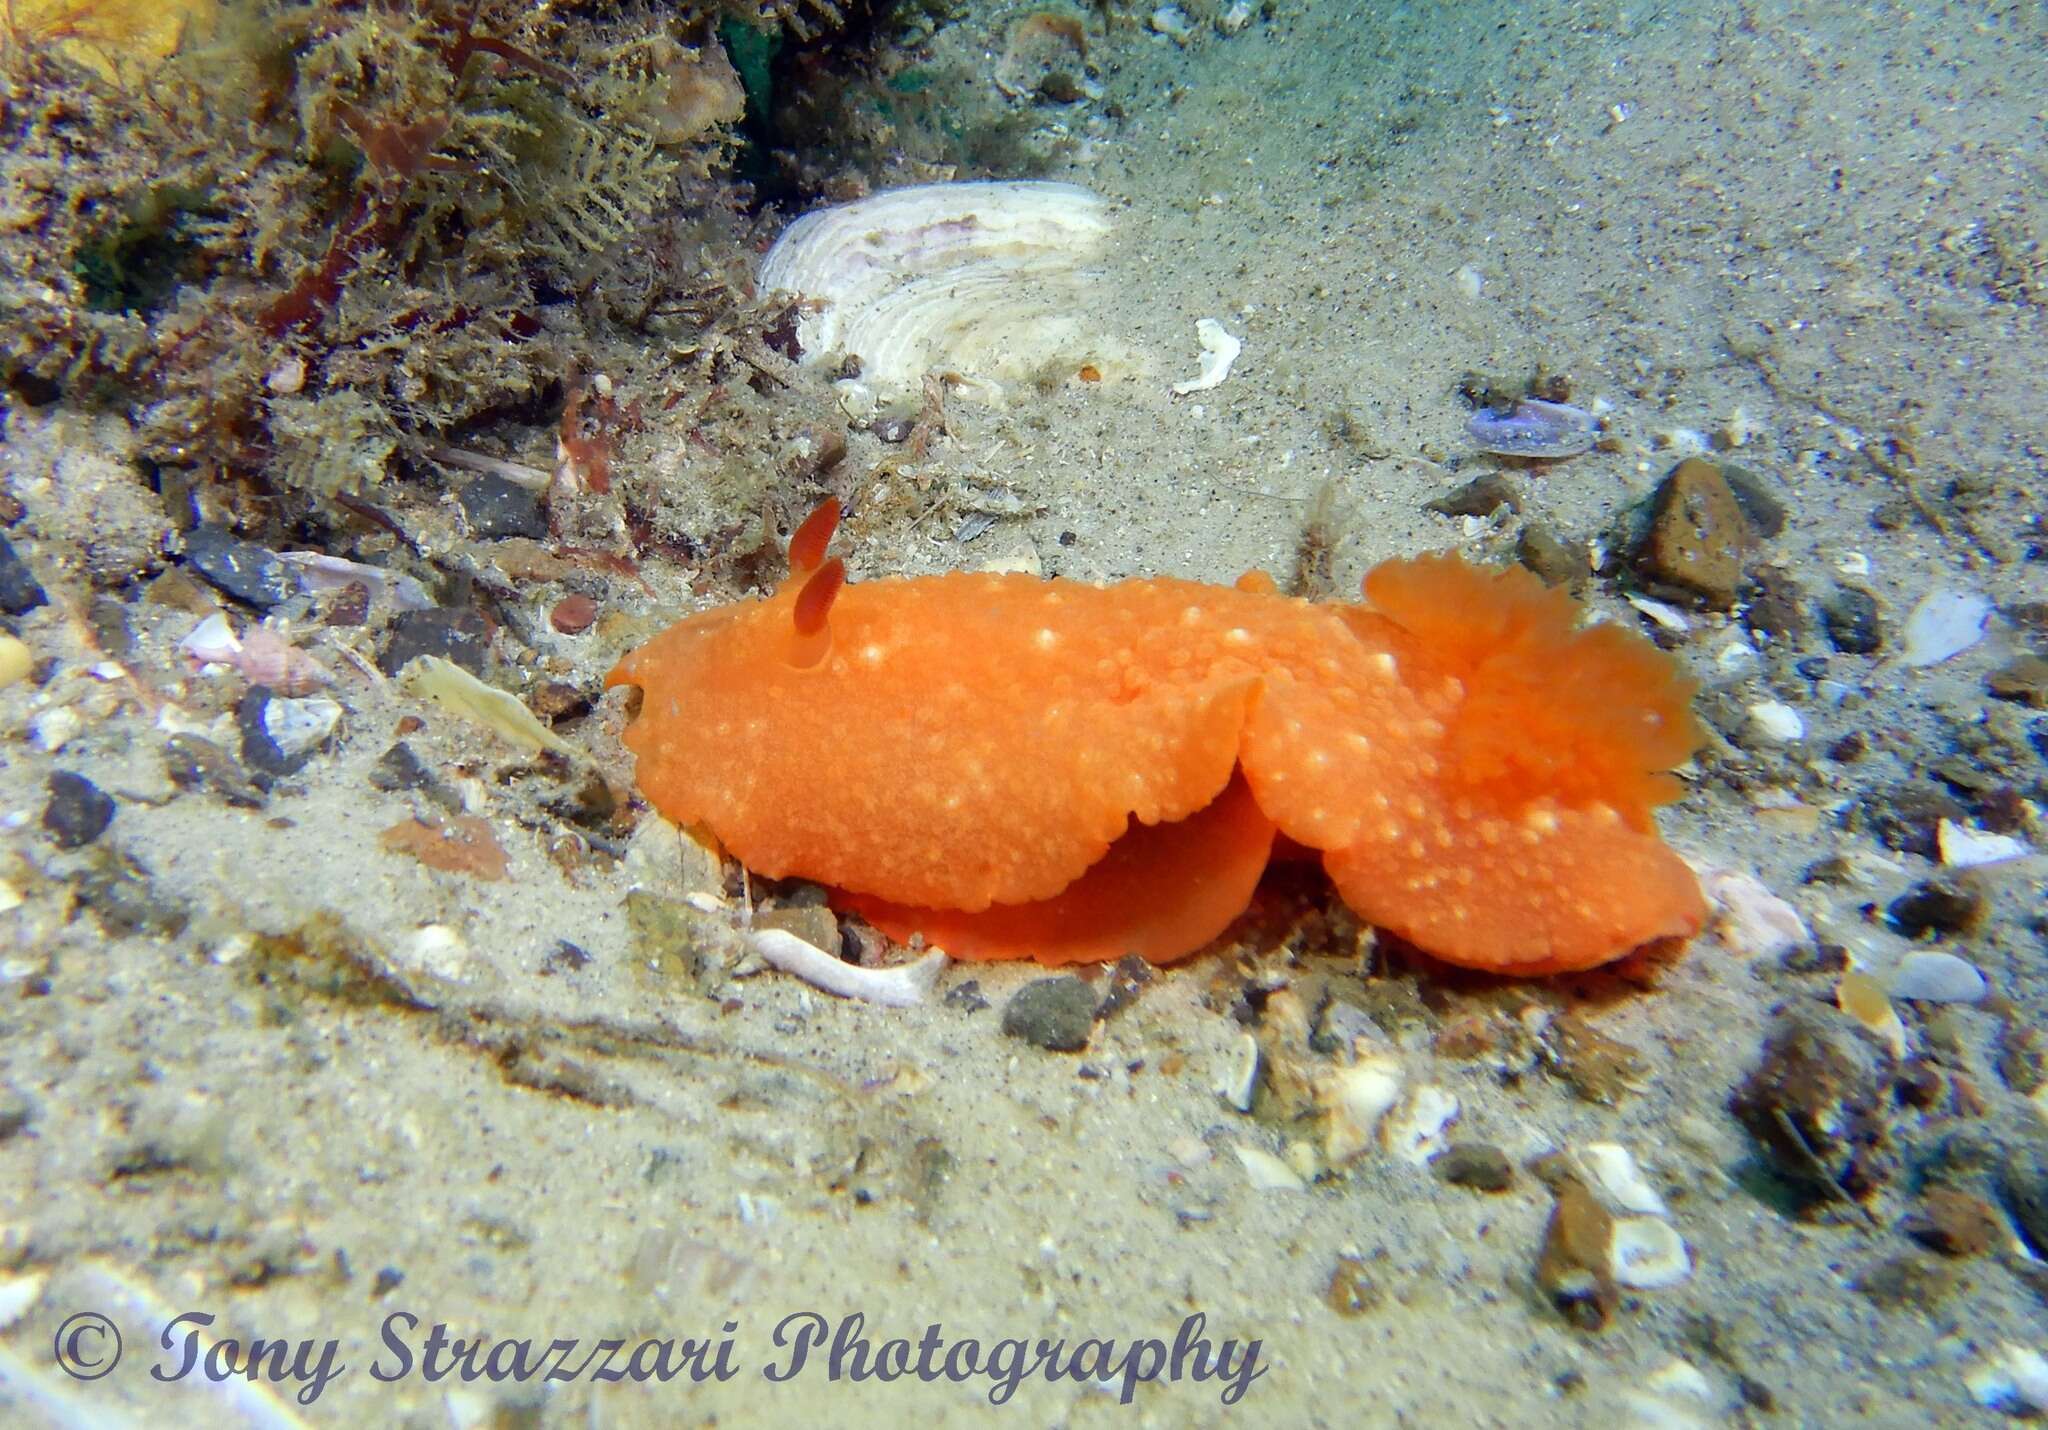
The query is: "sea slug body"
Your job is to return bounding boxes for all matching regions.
[608,503,1707,977]
[1467,397,1599,458]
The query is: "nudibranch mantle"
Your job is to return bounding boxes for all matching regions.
[608,502,1707,975]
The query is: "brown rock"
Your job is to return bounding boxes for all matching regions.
[1435,1142,1515,1192]
[1639,458,1752,607]
[1903,1187,2001,1258]
[1729,1009,1895,1210]
[1536,1180,1618,1331]
[1987,653,2048,707]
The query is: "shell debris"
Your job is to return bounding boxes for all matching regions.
[1170,318,1243,396]
[757,181,1118,408]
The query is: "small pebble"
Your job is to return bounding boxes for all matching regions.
[0,532,48,615]
[182,526,295,607]
[381,607,493,675]
[237,688,313,778]
[1886,950,1987,1004]
[163,733,268,809]
[0,632,32,688]
[1986,654,2048,707]
[1434,1142,1514,1192]
[456,474,547,540]
[1000,976,1098,1052]
[1638,458,1752,608]
[551,593,598,635]
[1903,1186,2001,1258]
[1426,473,1519,518]
[1821,587,1883,654]
[2000,1142,2048,1258]
[1886,878,1987,939]
[43,770,116,849]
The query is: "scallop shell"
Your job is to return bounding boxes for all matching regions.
[757,181,1117,406]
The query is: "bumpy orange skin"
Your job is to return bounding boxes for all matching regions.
[607,539,1706,975]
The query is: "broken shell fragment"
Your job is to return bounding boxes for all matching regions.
[758,181,1117,405]
[1380,1085,1459,1164]
[1170,318,1242,396]
[1320,1052,1403,1163]
[1609,1216,1692,1289]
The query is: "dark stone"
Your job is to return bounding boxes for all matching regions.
[1825,731,1867,763]
[1743,565,1807,642]
[1717,463,1789,539]
[380,606,492,675]
[236,687,310,778]
[87,595,134,656]
[0,532,46,615]
[163,733,268,808]
[43,770,116,848]
[182,526,295,607]
[369,741,434,792]
[943,980,989,1013]
[1093,955,1154,1022]
[1426,473,1519,518]
[1886,878,1987,939]
[529,680,592,723]
[1000,976,1098,1052]
[1728,1009,1894,1211]
[2000,1140,2048,1259]
[457,474,547,541]
[1795,656,1830,681]
[1822,587,1883,654]
[1434,1142,1515,1192]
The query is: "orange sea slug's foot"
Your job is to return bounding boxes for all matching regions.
[837,772,1275,966]
[1323,798,1706,976]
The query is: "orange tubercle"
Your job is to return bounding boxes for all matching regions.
[788,497,842,576]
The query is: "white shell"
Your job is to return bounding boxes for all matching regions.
[1938,817,2031,868]
[1234,1143,1306,1192]
[1216,1032,1261,1112]
[1581,1142,1670,1217]
[758,181,1115,404]
[1322,1053,1403,1163]
[1704,868,1809,960]
[1609,1216,1692,1289]
[1886,950,1987,1004]
[1380,1085,1459,1164]
[1900,589,1991,666]
[1966,1344,2048,1414]
[263,696,342,758]
[1745,699,1805,743]
[1171,318,1242,396]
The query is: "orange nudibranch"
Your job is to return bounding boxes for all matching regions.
[607,503,1707,975]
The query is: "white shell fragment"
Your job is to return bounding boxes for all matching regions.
[758,181,1116,405]
[1582,1143,1670,1217]
[1171,318,1242,396]
[1886,950,1988,1004]
[1217,1032,1261,1112]
[1380,1085,1459,1164]
[1966,1344,2048,1415]
[1939,817,2032,869]
[1900,589,1992,666]
[1322,1053,1404,1163]
[1610,1216,1692,1289]
[1703,868,1810,960]
[1234,1144,1306,1192]
[746,928,946,1008]
[262,696,342,758]
[1745,699,1805,744]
